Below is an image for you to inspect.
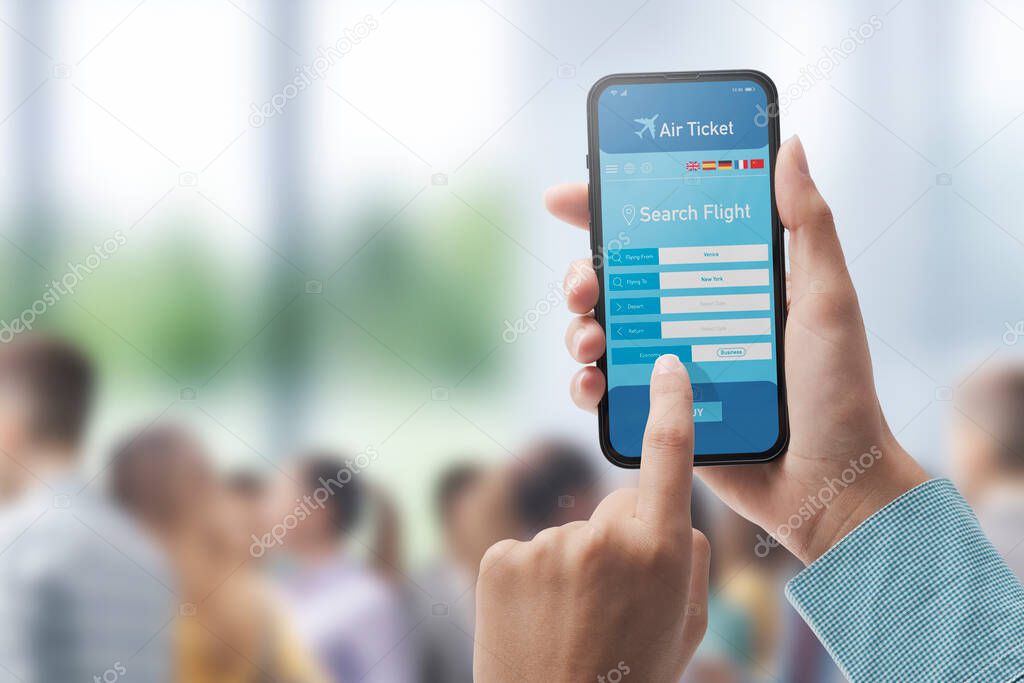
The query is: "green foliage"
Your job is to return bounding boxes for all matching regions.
[328,192,516,386]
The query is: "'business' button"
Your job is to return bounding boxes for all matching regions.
[691,342,772,362]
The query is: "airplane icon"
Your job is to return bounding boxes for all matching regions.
[634,114,659,139]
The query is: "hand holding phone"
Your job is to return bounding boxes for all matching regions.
[551,131,929,564]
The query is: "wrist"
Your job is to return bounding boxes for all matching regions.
[795,440,929,565]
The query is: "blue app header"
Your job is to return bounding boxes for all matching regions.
[596,79,768,154]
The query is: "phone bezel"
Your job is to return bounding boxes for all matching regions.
[586,69,790,468]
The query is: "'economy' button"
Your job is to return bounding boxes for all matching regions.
[612,346,692,364]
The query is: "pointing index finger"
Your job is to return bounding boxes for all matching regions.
[636,354,695,531]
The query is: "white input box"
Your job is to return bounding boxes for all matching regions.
[659,244,769,264]
[660,268,769,289]
[662,318,771,339]
[661,292,770,314]
[692,342,773,362]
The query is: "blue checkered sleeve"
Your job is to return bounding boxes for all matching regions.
[786,479,1024,683]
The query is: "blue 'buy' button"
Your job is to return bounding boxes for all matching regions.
[693,402,723,422]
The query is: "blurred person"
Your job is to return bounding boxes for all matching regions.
[473,138,1024,682]
[511,438,602,535]
[225,468,276,565]
[705,506,841,683]
[0,334,173,682]
[777,606,844,683]
[112,425,326,683]
[416,443,601,683]
[415,462,484,683]
[683,633,746,683]
[682,487,751,683]
[366,481,405,585]
[951,362,1024,580]
[714,511,785,675]
[272,452,414,683]
[454,462,522,574]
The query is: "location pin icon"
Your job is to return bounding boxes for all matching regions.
[622,204,636,226]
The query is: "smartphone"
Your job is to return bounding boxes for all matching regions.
[586,70,788,467]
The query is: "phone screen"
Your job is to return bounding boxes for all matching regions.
[588,73,787,465]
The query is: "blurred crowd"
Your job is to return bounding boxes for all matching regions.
[0,333,1021,683]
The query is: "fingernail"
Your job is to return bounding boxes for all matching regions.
[789,135,810,175]
[653,354,683,376]
[572,328,586,354]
